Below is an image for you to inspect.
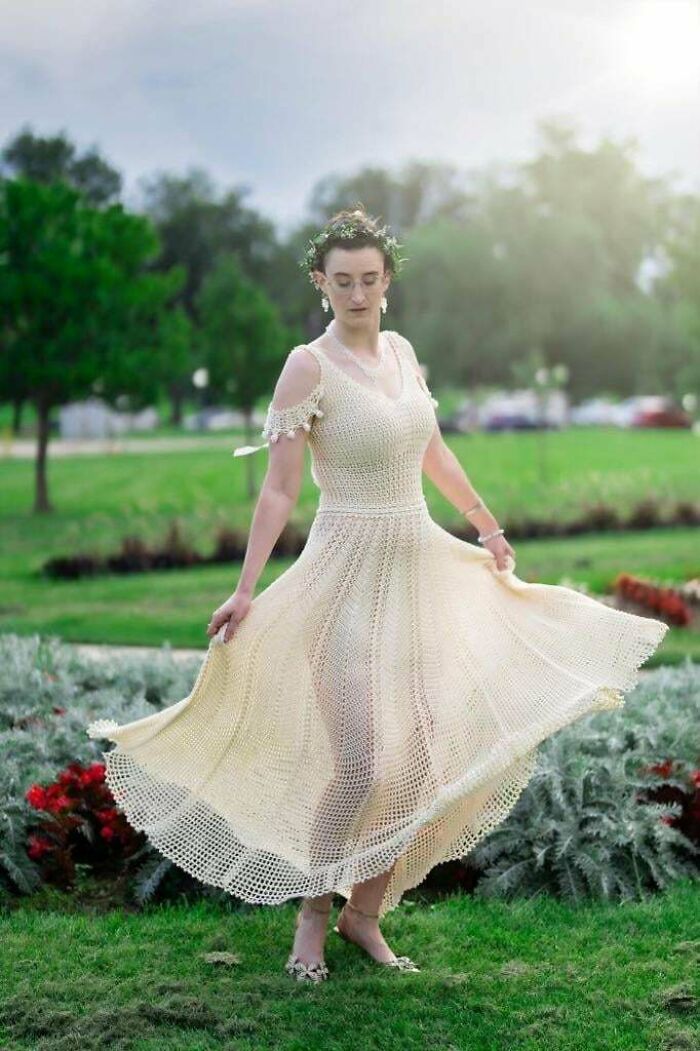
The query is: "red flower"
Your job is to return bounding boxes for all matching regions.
[27,833,55,859]
[95,807,120,824]
[649,760,674,778]
[690,770,700,788]
[25,784,48,809]
[80,763,105,787]
[614,573,692,625]
[24,759,142,887]
[660,815,675,826]
[45,794,74,813]
[57,761,86,786]
[52,706,66,716]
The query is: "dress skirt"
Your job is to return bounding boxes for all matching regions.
[87,499,668,916]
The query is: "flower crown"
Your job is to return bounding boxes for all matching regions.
[297,214,408,285]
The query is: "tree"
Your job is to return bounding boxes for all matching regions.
[0,178,184,513]
[307,159,471,231]
[196,254,295,497]
[392,122,686,399]
[658,193,700,399]
[136,168,280,425]
[0,127,125,433]
[521,118,671,297]
[1,125,122,206]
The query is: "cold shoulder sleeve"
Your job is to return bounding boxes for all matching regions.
[261,380,324,442]
[232,348,324,458]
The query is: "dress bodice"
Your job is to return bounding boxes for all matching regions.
[233,330,440,513]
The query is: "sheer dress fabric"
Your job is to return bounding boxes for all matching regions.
[87,330,668,916]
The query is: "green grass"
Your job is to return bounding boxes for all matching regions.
[1,878,698,1050]
[3,426,698,524]
[0,530,697,662]
[0,427,698,658]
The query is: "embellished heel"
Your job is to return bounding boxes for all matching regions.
[333,899,420,972]
[285,900,333,982]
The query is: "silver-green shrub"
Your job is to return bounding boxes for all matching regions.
[469,659,699,902]
[1,633,697,905]
[0,633,200,901]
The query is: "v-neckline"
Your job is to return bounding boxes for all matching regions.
[313,331,407,406]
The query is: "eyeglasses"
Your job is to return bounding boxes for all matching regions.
[324,275,383,295]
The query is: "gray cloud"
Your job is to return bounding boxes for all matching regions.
[1,0,698,232]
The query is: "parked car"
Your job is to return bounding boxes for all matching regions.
[575,395,693,429]
[478,389,567,431]
[609,395,689,426]
[483,414,548,432]
[630,397,692,429]
[569,398,620,426]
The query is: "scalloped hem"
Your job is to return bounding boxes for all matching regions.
[88,614,667,917]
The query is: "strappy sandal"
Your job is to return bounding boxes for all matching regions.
[333,899,421,972]
[284,900,333,982]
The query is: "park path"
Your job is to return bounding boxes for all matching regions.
[72,641,207,664]
[0,435,237,459]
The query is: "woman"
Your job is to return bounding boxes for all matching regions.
[87,206,668,983]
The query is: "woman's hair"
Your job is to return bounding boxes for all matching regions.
[297,203,407,285]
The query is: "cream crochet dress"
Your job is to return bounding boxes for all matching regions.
[86,330,668,915]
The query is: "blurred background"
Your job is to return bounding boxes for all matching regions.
[1,0,698,662]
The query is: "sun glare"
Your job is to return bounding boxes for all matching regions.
[618,1,700,97]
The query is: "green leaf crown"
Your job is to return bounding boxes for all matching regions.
[297,213,408,285]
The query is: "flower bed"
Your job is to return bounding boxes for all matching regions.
[1,633,698,909]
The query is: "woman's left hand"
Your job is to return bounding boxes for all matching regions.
[483,533,516,571]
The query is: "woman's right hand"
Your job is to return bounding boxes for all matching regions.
[206,590,253,644]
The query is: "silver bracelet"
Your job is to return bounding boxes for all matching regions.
[478,527,504,544]
[462,498,483,517]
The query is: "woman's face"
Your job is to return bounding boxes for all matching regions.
[313,246,391,325]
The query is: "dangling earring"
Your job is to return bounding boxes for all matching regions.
[321,295,330,313]
[380,295,388,314]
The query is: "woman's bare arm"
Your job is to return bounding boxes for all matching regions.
[421,430,502,537]
[206,348,320,641]
[400,335,514,566]
[235,349,319,597]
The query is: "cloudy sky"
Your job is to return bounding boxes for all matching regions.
[2,0,698,235]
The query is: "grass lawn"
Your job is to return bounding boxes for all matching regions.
[1,878,697,1050]
[1,427,698,659]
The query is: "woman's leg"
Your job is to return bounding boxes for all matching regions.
[348,864,395,914]
[338,860,401,963]
[290,660,377,968]
[298,586,400,962]
[289,891,334,966]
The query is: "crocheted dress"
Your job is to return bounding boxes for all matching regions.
[86,330,668,916]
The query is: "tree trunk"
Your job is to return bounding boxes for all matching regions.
[12,398,23,435]
[168,382,184,427]
[33,397,53,514]
[244,407,259,499]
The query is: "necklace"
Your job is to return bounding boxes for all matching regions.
[325,320,387,380]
